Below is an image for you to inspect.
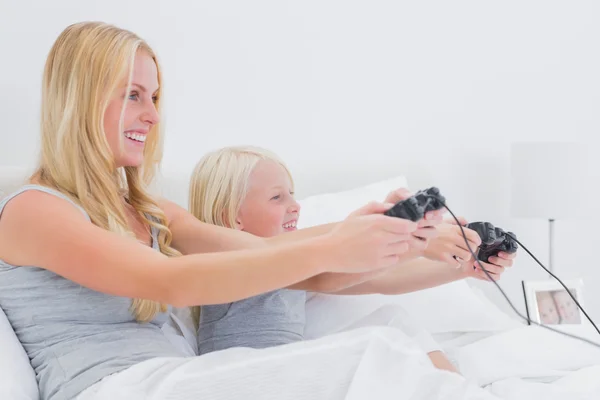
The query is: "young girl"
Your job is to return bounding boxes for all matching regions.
[189,146,516,373]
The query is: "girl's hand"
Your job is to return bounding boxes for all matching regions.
[423,217,482,267]
[464,251,516,281]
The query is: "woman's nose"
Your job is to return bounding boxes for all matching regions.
[142,102,160,126]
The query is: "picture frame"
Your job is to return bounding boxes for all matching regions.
[522,278,586,326]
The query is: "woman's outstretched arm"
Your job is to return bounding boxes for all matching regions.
[0,191,417,307]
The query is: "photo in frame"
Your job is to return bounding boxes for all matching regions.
[522,278,586,326]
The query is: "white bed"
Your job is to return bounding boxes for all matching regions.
[2,165,600,400]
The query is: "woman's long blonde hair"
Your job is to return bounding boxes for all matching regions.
[188,145,294,326]
[34,21,180,322]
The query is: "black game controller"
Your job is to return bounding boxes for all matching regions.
[465,222,518,263]
[384,187,446,222]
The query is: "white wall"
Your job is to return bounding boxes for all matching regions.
[1,1,600,324]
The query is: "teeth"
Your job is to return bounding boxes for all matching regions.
[124,132,147,142]
[283,221,297,228]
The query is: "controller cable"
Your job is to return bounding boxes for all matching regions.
[430,197,600,349]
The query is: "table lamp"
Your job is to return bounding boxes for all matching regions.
[509,142,588,276]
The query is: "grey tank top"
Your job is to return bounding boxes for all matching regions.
[197,289,307,355]
[0,185,185,400]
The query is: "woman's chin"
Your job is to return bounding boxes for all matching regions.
[115,155,144,169]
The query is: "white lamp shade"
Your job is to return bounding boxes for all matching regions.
[510,142,588,219]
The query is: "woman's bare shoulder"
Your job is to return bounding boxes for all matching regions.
[0,189,90,263]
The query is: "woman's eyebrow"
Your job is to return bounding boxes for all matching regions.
[130,83,159,94]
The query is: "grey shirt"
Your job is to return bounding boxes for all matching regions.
[198,289,307,355]
[0,185,186,400]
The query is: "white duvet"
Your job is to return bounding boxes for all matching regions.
[81,323,600,400]
[5,282,600,400]
[99,302,599,400]
[80,326,501,400]
[452,325,600,400]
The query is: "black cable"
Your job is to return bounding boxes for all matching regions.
[432,197,600,349]
[506,233,600,335]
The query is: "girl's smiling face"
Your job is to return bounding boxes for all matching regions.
[235,160,300,237]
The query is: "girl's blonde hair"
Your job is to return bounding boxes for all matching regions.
[34,21,180,322]
[188,145,294,327]
[189,145,294,229]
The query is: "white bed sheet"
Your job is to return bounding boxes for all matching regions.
[78,324,600,400]
[302,289,600,400]
[162,303,600,399]
[158,287,600,400]
[453,325,600,399]
[79,326,503,400]
[417,324,600,400]
[4,299,600,400]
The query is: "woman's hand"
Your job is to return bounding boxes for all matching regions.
[423,217,482,267]
[326,202,418,273]
[383,188,444,253]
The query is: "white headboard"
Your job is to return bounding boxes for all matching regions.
[0,166,32,199]
[0,166,190,207]
[153,159,436,209]
[291,161,435,199]
[1,162,434,209]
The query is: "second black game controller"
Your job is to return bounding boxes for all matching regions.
[384,187,446,222]
[465,222,518,263]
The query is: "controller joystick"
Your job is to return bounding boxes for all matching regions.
[465,221,518,263]
[384,187,446,222]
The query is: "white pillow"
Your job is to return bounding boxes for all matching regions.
[0,167,39,399]
[297,176,520,337]
[0,307,38,399]
[385,281,520,333]
[296,175,409,228]
[304,281,520,339]
[150,168,192,209]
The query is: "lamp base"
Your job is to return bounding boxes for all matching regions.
[548,218,555,278]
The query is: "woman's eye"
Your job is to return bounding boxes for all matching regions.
[128,92,139,101]
[271,195,281,200]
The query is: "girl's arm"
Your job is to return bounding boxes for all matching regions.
[330,258,468,295]
[329,253,516,295]
[322,217,517,295]
[301,250,424,293]
[323,218,484,294]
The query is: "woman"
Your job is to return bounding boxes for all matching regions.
[0,22,455,400]
[188,146,516,373]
